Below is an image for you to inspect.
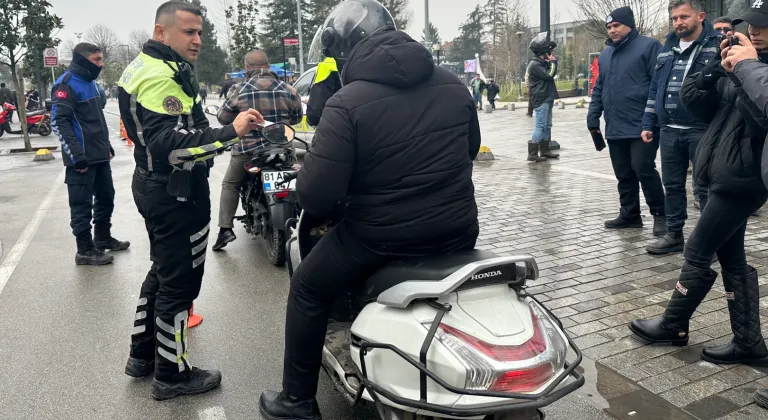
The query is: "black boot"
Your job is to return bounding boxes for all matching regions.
[549,140,561,150]
[75,234,114,266]
[527,142,545,162]
[151,367,222,400]
[540,140,560,159]
[646,231,685,255]
[604,214,642,229]
[259,390,322,420]
[212,228,236,251]
[125,356,154,378]
[701,267,768,366]
[653,215,667,237]
[629,263,718,346]
[94,226,130,251]
[755,388,768,408]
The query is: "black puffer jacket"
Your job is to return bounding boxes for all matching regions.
[297,29,480,255]
[527,57,559,109]
[681,56,768,197]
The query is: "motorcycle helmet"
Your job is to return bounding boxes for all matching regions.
[319,0,397,65]
[307,27,325,65]
[529,32,556,57]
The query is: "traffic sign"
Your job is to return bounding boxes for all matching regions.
[43,48,58,67]
[283,38,299,46]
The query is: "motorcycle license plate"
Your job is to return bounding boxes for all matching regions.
[262,171,296,192]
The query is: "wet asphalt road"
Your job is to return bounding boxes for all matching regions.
[0,105,618,420]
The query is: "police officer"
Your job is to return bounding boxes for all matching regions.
[52,42,129,266]
[306,57,341,127]
[117,0,263,400]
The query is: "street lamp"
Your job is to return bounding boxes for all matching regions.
[432,43,441,65]
[516,31,524,100]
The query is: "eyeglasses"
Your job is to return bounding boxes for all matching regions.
[715,27,731,33]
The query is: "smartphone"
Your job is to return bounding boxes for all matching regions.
[728,35,740,47]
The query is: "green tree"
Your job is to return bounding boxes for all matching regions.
[483,0,507,48]
[22,6,62,101]
[186,0,230,86]
[260,0,310,71]
[305,0,341,32]
[227,0,260,69]
[422,22,441,45]
[447,5,484,64]
[380,0,411,30]
[0,0,62,151]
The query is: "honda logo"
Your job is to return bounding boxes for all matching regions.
[472,270,502,280]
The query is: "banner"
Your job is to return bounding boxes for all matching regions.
[588,53,600,96]
[464,59,477,73]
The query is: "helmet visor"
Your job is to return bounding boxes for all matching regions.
[307,27,324,64]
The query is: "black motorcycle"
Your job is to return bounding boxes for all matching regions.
[237,123,305,265]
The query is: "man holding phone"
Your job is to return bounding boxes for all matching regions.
[588,6,666,237]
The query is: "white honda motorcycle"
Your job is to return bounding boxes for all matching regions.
[263,124,585,420]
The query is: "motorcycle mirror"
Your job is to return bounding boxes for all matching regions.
[262,123,296,145]
[204,105,220,116]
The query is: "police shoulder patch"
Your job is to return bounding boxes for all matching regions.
[163,96,183,114]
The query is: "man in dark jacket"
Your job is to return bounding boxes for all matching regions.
[588,7,666,236]
[52,43,130,266]
[219,73,236,99]
[642,0,720,255]
[0,82,14,122]
[486,78,500,109]
[258,1,480,418]
[527,36,560,162]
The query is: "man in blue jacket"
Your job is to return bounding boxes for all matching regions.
[641,0,719,255]
[52,43,129,266]
[588,6,666,237]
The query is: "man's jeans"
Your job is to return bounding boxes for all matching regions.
[218,153,251,229]
[660,126,708,233]
[473,93,482,109]
[531,101,554,144]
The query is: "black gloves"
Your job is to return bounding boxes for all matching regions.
[695,56,727,89]
[109,146,115,157]
[74,159,88,170]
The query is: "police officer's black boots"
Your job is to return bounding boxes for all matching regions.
[94,225,130,252]
[701,267,768,366]
[259,390,322,420]
[629,263,718,346]
[125,357,154,377]
[151,367,223,400]
[75,233,114,266]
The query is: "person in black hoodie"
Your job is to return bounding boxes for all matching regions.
[629,9,768,370]
[527,34,560,162]
[258,1,480,418]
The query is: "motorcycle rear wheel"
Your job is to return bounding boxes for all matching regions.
[265,224,286,266]
[37,122,51,136]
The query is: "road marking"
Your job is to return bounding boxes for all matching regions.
[0,170,64,296]
[551,165,616,181]
[198,406,226,420]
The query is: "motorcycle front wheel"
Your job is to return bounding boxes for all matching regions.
[37,122,51,137]
[265,224,286,266]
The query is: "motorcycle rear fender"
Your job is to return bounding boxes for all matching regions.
[267,194,297,231]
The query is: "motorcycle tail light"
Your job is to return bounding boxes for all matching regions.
[244,163,261,173]
[434,301,566,393]
[291,164,301,170]
[275,191,290,199]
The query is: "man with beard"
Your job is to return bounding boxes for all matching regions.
[642,0,720,255]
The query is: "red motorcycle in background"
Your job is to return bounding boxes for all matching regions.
[0,102,52,137]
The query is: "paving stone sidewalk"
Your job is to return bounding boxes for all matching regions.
[472,105,768,420]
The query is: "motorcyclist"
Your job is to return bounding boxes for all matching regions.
[258,1,480,418]
[306,57,341,127]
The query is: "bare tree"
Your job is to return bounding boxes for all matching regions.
[128,29,151,56]
[213,0,234,49]
[85,24,119,61]
[60,39,76,60]
[574,0,667,40]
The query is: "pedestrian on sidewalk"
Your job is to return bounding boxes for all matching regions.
[212,50,303,251]
[642,0,720,255]
[486,78,499,110]
[51,42,130,266]
[117,0,264,400]
[470,74,485,110]
[0,82,14,123]
[587,6,667,236]
[199,85,207,104]
[630,17,768,378]
[526,34,560,162]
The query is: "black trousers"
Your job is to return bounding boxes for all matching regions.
[685,192,767,273]
[129,168,211,381]
[282,221,478,399]
[65,162,115,238]
[607,138,666,218]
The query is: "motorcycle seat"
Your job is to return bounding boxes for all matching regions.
[26,110,46,116]
[358,250,502,304]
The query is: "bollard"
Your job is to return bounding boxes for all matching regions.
[575,98,585,109]
[484,106,493,114]
[32,148,55,162]
[474,145,495,161]
[559,101,566,110]
[507,103,515,111]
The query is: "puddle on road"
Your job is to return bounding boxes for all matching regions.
[576,354,697,420]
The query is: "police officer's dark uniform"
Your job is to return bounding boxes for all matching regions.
[306,57,341,127]
[51,50,129,266]
[117,39,239,400]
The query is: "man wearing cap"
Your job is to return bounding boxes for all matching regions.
[642,0,720,255]
[588,6,667,238]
